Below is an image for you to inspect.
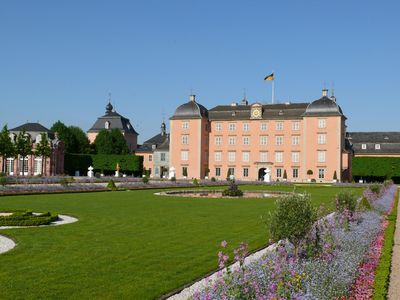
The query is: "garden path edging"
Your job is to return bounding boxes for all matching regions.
[388,190,400,300]
[0,234,16,254]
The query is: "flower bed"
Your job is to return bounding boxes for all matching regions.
[0,210,59,226]
[189,184,397,300]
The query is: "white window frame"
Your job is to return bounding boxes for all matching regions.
[276,136,283,145]
[260,152,268,162]
[292,136,300,145]
[361,144,367,150]
[242,136,250,145]
[228,136,236,145]
[6,158,14,175]
[215,167,221,177]
[215,123,222,131]
[243,123,249,131]
[317,151,326,163]
[317,134,326,145]
[215,136,222,145]
[181,151,189,161]
[292,168,299,178]
[375,144,381,150]
[292,121,300,131]
[275,152,283,163]
[229,123,236,131]
[260,136,268,145]
[243,168,249,177]
[181,135,189,145]
[318,168,325,179]
[214,152,222,162]
[318,119,326,129]
[242,152,250,162]
[276,121,284,130]
[261,123,268,131]
[276,168,282,178]
[182,122,189,129]
[292,152,300,163]
[228,152,236,162]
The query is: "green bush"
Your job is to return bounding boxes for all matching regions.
[335,190,358,213]
[95,172,101,178]
[192,178,199,186]
[222,180,243,197]
[333,170,338,180]
[358,196,372,211]
[269,193,317,256]
[311,178,316,183]
[0,210,59,226]
[0,175,7,186]
[211,177,216,182]
[170,176,176,182]
[59,177,74,188]
[142,176,149,184]
[352,156,400,178]
[107,179,117,191]
[370,184,381,195]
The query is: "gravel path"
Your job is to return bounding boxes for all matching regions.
[0,214,78,254]
[388,191,400,299]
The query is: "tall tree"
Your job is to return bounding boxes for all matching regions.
[0,125,15,173]
[35,133,52,175]
[51,121,90,153]
[94,129,129,154]
[15,130,32,176]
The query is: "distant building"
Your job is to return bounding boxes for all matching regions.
[348,132,400,157]
[169,90,352,182]
[87,101,138,153]
[0,122,64,176]
[136,122,169,178]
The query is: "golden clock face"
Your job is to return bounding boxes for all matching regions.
[252,108,261,118]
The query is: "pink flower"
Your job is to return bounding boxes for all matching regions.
[221,240,227,248]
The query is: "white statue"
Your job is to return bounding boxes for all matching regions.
[169,167,176,179]
[87,166,94,178]
[263,167,271,182]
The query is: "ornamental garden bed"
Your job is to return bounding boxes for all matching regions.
[0,210,58,226]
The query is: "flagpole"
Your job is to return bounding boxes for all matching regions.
[272,80,275,104]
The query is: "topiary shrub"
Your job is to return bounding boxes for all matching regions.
[222,180,243,197]
[311,178,316,183]
[283,169,287,180]
[192,178,199,186]
[170,176,176,182]
[335,190,358,214]
[0,210,59,226]
[358,196,372,211]
[333,170,338,181]
[142,176,149,184]
[107,179,117,191]
[0,175,7,186]
[269,193,317,257]
[59,177,74,188]
[211,177,216,182]
[370,184,381,195]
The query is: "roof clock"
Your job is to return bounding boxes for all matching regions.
[250,103,263,119]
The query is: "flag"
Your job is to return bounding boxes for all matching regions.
[264,73,274,81]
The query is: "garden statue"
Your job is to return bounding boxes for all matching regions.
[87,166,94,178]
[115,163,120,177]
[169,167,176,179]
[264,167,271,183]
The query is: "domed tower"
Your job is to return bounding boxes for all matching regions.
[169,95,210,179]
[302,89,349,182]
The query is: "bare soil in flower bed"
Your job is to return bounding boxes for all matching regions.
[156,190,293,198]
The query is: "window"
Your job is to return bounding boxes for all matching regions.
[375,144,381,150]
[292,136,300,145]
[214,152,222,161]
[243,168,249,177]
[160,153,166,161]
[317,151,326,163]
[149,155,152,162]
[6,158,14,175]
[275,152,283,163]
[215,167,221,176]
[261,123,268,131]
[292,152,300,163]
[228,136,236,145]
[292,168,299,178]
[276,122,284,130]
[318,119,326,129]
[361,144,367,150]
[181,135,189,144]
[105,121,110,129]
[318,168,325,179]
[181,151,189,161]
[228,167,235,176]
[182,122,189,129]
[260,136,268,145]
[276,168,282,178]
[215,123,222,131]
[182,167,188,176]
[228,152,236,162]
[243,123,249,131]
[19,156,28,175]
[260,152,268,162]
[242,136,250,145]
[229,123,236,131]
[215,136,222,145]
[242,152,250,162]
[318,134,326,145]
[276,136,283,145]
[292,121,300,131]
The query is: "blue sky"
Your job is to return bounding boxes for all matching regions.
[1,0,399,142]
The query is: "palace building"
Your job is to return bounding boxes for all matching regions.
[169,90,352,182]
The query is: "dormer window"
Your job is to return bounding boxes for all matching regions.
[105,121,110,129]
[127,124,130,129]
[375,144,381,150]
[361,144,367,150]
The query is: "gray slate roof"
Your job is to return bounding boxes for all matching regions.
[170,96,208,120]
[136,133,169,153]
[209,103,309,120]
[348,132,400,154]
[303,96,344,117]
[88,111,138,135]
[10,122,55,141]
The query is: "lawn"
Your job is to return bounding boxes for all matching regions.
[0,185,362,299]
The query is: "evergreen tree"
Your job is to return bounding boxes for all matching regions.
[0,125,15,173]
[51,121,90,154]
[35,133,52,175]
[15,130,32,176]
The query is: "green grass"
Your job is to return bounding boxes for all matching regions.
[0,185,361,299]
[373,190,399,300]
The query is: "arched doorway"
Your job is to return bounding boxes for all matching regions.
[258,168,266,180]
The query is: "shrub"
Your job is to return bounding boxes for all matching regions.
[222,180,243,197]
[192,178,199,186]
[170,176,176,182]
[311,178,316,183]
[211,177,216,182]
[307,169,313,176]
[94,172,101,178]
[226,168,232,181]
[335,190,358,214]
[0,210,58,226]
[370,184,381,195]
[333,170,338,180]
[107,179,117,191]
[358,196,372,211]
[0,175,7,186]
[59,176,74,188]
[269,193,317,256]
[142,176,149,184]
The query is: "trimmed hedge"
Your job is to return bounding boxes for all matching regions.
[64,153,143,176]
[353,157,400,179]
[0,210,59,226]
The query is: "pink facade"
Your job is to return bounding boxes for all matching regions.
[169,91,352,182]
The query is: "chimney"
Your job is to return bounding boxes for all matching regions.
[189,95,196,102]
[322,89,328,97]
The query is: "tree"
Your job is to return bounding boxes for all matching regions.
[15,130,32,176]
[51,121,90,154]
[94,129,129,155]
[35,133,52,175]
[283,169,287,180]
[333,170,338,181]
[0,125,15,173]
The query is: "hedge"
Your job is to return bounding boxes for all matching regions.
[64,153,143,176]
[0,210,59,226]
[352,157,400,178]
